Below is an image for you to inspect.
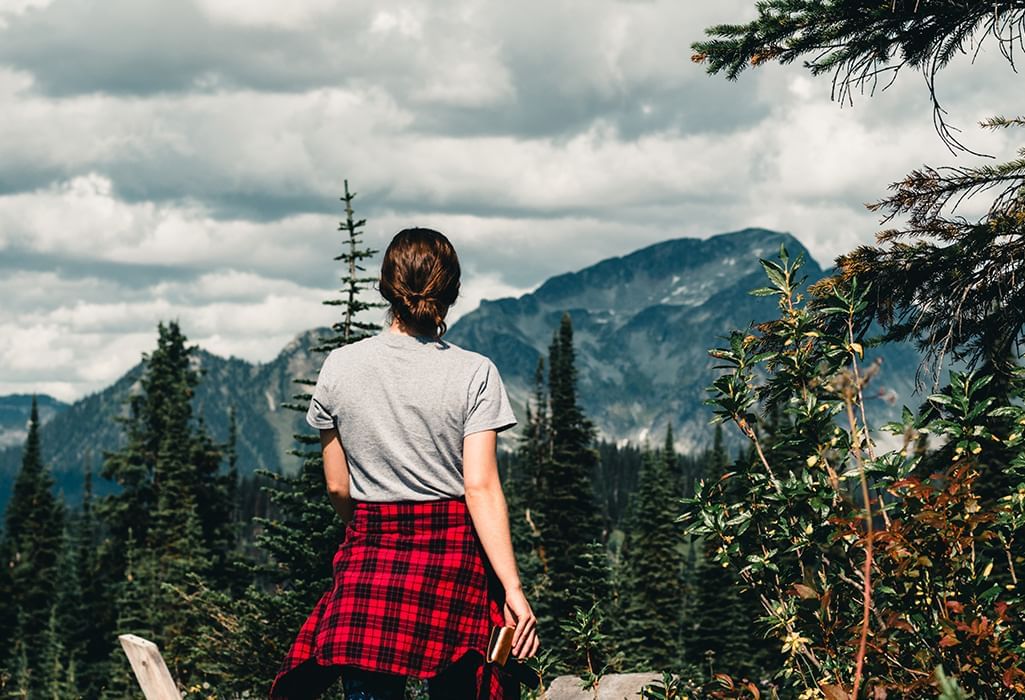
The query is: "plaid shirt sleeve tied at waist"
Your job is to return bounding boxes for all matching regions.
[268,495,520,699]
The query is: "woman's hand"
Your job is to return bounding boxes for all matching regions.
[502,586,539,659]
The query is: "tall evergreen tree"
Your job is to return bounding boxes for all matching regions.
[95,319,232,693]
[685,551,756,680]
[41,601,78,700]
[226,405,239,526]
[72,467,109,699]
[561,539,620,678]
[534,312,608,669]
[506,358,553,628]
[595,437,644,529]
[0,527,13,683]
[151,430,213,681]
[42,523,86,698]
[252,180,387,670]
[101,527,157,700]
[0,396,66,694]
[181,180,387,697]
[190,413,235,587]
[661,421,689,509]
[614,429,686,671]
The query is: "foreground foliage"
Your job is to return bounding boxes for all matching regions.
[683,247,1025,698]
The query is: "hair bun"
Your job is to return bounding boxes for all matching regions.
[379,228,461,339]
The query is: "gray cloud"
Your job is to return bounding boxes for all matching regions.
[0,0,771,142]
[0,0,352,95]
[0,247,202,288]
[0,0,1017,401]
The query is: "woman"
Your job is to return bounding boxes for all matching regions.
[269,228,540,700]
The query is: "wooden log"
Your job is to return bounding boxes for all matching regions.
[118,634,182,700]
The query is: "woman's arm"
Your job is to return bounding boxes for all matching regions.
[463,429,520,589]
[463,429,539,659]
[320,426,353,523]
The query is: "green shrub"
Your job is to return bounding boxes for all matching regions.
[682,246,1025,698]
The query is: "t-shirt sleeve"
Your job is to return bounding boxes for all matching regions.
[305,351,339,431]
[464,358,518,437]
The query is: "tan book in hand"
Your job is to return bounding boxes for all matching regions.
[486,625,515,666]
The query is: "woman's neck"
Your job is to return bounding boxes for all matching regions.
[388,320,433,338]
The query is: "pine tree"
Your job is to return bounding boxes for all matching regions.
[534,312,608,669]
[100,527,157,700]
[0,531,14,682]
[190,413,235,587]
[226,405,240,527]
[42,523,86,698]
[595,438,644,529]
[99,321,198,553]
[506,358,553,629]
[662,421,690,512]
[71,467,109,699]
[314,179,389,349]
[685,551,756,680]
[41,602,78,700]
[183,180,386,696]
[152,436,212,682]
[614,429,686,671]
[0,396,66,694]
[252,180,386,667]
[217,405,251,600]
[94,320,232,693]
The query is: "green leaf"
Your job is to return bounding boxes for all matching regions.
[759,258,787,288]
[968,373,994,396]
[978,584,1002,602]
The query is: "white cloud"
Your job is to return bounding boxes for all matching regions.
[0,0,1019,402]
[369,8,423,38]
[0,266,343,398]
[195,0,337,29]
[0,0,51,28]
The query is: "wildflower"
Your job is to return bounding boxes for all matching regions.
[782,630,811,655]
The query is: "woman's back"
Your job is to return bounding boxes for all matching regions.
[305,326,517,502]
[271,227,537,700]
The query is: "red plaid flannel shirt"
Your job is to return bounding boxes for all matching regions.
[269,496,519,699]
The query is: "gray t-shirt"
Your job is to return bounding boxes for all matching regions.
[305,327,518,501]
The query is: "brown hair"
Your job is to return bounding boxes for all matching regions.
[379,228,461,339]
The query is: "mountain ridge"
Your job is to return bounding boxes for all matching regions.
[0,227,920,512]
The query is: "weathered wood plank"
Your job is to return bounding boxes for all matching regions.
[118,634,182,700]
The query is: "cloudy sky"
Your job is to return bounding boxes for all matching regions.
[1,0,1020,402]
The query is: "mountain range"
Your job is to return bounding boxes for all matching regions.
[0,228,923,512]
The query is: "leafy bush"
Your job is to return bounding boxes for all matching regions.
[682,246,1025,698]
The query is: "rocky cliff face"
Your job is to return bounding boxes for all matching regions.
[445,227,919,452]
